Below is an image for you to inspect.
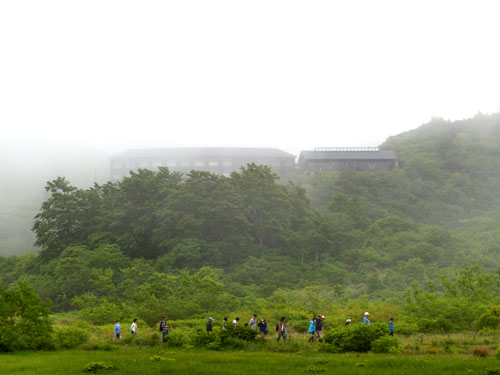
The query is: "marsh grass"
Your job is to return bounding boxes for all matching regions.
[1,347,500,375]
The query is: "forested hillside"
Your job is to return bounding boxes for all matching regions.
[301,112,500,225]
[1,113,500,333]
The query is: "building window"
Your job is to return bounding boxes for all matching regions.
[222,161,232,167]
[208,161,219,167]
[194,161,205,167]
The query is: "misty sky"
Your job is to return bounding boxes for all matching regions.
[1,0,500,157]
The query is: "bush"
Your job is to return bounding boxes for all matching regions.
[192,325,259,350]
[80,302,122,326]
[322,323,386,353]
[83,361,114,373]
[54,326,90,348]
[477,312,500,331]
[163,331,188,347]
[0,282,55,351]
[393,322,418,336]
[472,347,489,357]
[370,336,401,353]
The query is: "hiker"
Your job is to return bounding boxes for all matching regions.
[130,318,138,336]
[114,320,121,340]
[363,312,370,325]
[345,319,351,326]
[206,317,213,333]
[308,317,316,342]
[277,317,287,341]
[258,317,268,337]
[249,314,257,329]
[232,317,240,325]
[388,317,395,336]
[159,316,169,342]
[315,315,324,340]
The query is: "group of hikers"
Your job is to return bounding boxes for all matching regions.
[112,312,395,341]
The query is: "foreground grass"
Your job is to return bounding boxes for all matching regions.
[1,347,500,375]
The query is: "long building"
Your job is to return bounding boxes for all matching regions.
[298,147,398,173]
[110,147,296,181]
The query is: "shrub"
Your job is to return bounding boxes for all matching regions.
[393,322,418,336]
[192,325,258,350]
[0,282,55,351]
[54,326,89,348]
[472,347,489,357]
[83,361,114,373]
[479,328,500,336]
[477,313,500,331]
[322,322,386,353]
[163,331,188,347]
[495,347,500,360]
[370,336,401,353]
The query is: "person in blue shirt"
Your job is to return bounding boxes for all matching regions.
[308,317,316,342]
[363,312,370,325]
[114,320,121,340]
[388,317,395,336]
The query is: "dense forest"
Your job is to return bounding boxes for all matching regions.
[2,112,500,335]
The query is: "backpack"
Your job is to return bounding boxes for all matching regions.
[276,323,279,332]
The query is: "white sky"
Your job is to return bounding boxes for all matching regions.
[1,0,500,157]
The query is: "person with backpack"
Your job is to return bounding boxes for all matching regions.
[159,316,169,342]
[206,317,214,333]
[308,317,316,342]
[315,315,324,340]
[276,317,287,341]
[258,317,268,337]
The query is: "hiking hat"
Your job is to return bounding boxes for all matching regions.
[346,319,351,322]
[364,312,369,316]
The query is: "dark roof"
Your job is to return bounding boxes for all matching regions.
[299,150,397,163]
[112,147,295,159]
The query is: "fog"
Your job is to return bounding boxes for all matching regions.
[1,0,500,255]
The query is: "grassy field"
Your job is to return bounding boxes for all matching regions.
[2,346,500,375]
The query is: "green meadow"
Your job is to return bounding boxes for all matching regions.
[2,346,500,375]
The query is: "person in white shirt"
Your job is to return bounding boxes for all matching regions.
[249,314,257,329]
[130,318,138,336]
